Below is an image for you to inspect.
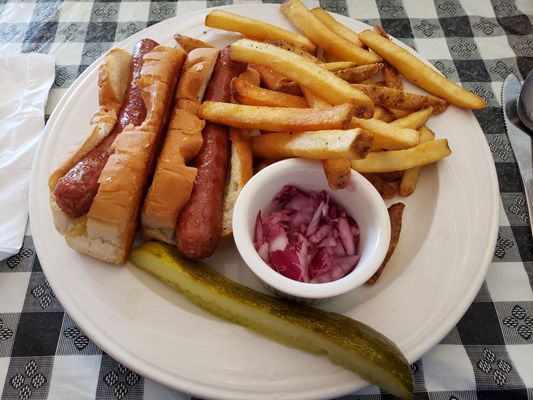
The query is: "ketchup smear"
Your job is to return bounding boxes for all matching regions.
[254,185,360,283]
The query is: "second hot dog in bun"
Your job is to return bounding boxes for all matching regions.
[141,47,221,244]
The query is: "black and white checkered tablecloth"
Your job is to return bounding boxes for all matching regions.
[0,0,532,399]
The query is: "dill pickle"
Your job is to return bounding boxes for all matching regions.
[129,241,413,399]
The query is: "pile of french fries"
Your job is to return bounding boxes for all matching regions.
[177,0,485,282]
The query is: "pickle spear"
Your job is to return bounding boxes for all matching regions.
[129,241,413,399]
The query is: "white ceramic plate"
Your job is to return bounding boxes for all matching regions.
[29,4,499,400]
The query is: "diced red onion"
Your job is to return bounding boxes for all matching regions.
[253,185,360,284]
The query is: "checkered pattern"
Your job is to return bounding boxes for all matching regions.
[0,0,532,399]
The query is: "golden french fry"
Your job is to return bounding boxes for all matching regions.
[351,139,451,173]
[174,34,215,53]
[373,25,390,39]
[230,39,374,118]
[335,63,384,83]
[302,87,352,190]
[310,7,364,47]
[251,129,373,160]
[301,87,332,109]
[390,107,433,129]
[353,84,449,114]
[373,106,395,122]
[238,66,261,87]
[199,102,355,131]
[262,39,321,62]
[366,202,405,285]
[349,117,420,150]
[249,64,302,96]
[205,10,316,53]
[231,77,308,108]
[322,61,360,71]
[323,158,352,190]
[363,173,397,199]
[281,0,381,65]
[358,30,486,109]
[398,126,435,196]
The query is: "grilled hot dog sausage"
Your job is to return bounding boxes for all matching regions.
[175,47,246,259]
[54,39,159,218]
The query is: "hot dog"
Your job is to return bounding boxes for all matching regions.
[53,39,159,218]
[141,47,221,244]
[49,40,186,264]
[175,47,246,259]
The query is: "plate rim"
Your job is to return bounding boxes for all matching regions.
[29,4,500,399]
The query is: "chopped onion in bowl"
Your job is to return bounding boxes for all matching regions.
[253,185,360,283]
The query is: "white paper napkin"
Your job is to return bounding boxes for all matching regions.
[0,53,55,261]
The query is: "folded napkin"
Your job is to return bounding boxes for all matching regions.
[0,53,55,261]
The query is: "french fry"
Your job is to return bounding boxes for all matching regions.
[238,66,261,87]
[352,84,449,114]
[358,30,486,109]
[231,77,308,108]
[335,63,384,83]
[389,107,433,129]
[323,159,352,190]
[205,10,316,53]
[349,117,420,150]
[373,106,395,123]
[251,129,373,160]
[174,34,215,53]
[230,39,374,118]
[351,139,451,173]
[383,63,404,90]
[379,171,403,182]
[322,61,360,71]
[366,202,405,285]
[199,102,355,131]
[262,39,321,62]
[310,7,364,47]
[398,126,435,196]
[363,173,397,199]
[302,87,352,190]
[249,64,302,96]
[281,0,382,65]
[301,87,332,109]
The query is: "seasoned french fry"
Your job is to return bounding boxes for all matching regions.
[335,63,384,83]
[174,34,215,53]
[322,61,360,71]
[281,0,381,65]
[262,39,321,62]
[353,84,449,114]
[231,77,308,108]
[398,126,435,196]
[349,117,420,150]
[230,39,374,118]
[251,129,373,160]
[379,171,403,182]
[366,202,405,285]
[323,159,352,190]
[205,10,316,53]
[383,63,404,90]
[358,30,486,109]
[389,107,433,129]
[351,139,451,173]
[310,7,364,47]
[249,64,302,96]
[199,102,355,131]
[363,173,397,199]
[373,106,395,123]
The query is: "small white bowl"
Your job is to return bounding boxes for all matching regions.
[232,158,391,304]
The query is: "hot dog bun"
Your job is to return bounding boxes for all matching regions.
[49,44,186,264]
[141,47,220,244]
